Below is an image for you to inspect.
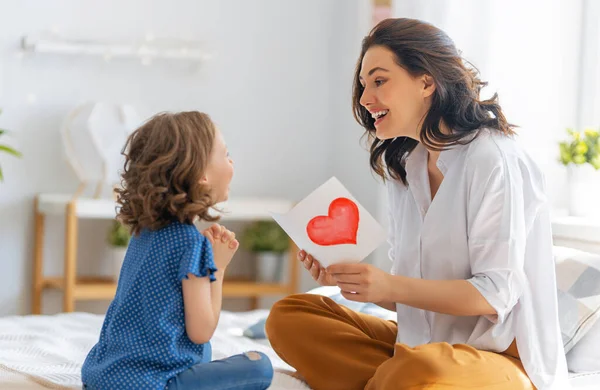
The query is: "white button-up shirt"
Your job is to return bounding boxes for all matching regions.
[387,129,569,390]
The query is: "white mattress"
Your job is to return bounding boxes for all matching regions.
[0,311,309,390]
[0,311,598,389]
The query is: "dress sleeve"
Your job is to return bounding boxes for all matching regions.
[178,234,218,282]
[466,158,528,324]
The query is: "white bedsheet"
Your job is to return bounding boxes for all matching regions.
[0,310,309,390]
[1,311,598,389]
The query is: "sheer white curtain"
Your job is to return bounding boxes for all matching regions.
[391,0,584,208]
[578,0,600,128]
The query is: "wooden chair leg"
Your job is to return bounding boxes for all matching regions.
[32,197,45,315]
[63,202,78,312]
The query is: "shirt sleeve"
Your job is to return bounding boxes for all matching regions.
[178,234,218,282]
[466,158,527,324]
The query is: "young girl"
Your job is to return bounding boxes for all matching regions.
[266,18,568,390]
[81,111,274,390]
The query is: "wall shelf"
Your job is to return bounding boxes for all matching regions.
[21,34,213,62]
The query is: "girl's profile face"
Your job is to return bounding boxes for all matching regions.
[204,129,234,203]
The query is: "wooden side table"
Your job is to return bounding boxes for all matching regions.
[32,194,299,314]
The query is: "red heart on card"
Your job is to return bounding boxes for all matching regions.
[306,197,359,246]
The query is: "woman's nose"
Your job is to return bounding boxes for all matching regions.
[359,87,374,108]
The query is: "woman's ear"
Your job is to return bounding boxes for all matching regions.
[421,74,436,98]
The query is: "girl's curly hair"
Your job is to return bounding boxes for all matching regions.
[115,111,219,235]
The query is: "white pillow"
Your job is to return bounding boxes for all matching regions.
[567,320,600,372]
[553,246,600,353]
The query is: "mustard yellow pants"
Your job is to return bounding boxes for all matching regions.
[266,294,535,390]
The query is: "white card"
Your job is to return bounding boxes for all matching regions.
[271,177,387,268]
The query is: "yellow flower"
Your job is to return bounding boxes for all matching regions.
[573,154,587,164]
[575,142,588,155]
[591,155,600,170]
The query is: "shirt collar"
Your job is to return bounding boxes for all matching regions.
[404,142,428,183]
[405,141,462,176]
[436,146,462,175]
[405,130,478,176]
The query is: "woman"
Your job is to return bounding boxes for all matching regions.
[266,18,568,390]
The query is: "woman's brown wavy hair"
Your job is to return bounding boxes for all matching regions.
[115,111,219,235]
[352,18,516,185]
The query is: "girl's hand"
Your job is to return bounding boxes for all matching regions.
[298,250,336,286]
[327,263,393,303]
[203,224,239,270]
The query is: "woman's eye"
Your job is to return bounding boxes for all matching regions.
[375,79,386,87]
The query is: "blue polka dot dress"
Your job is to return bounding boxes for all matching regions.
[81,221,217,389]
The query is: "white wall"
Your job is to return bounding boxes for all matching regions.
[0,0,371,316]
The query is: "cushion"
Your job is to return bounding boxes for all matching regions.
[567,319,600,372]
[243,317,268,339]
[554,246,600,353]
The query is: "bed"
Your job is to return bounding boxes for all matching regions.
[0,309,598,389]
[0,310,309,390]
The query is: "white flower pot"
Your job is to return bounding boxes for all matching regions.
[568,164,600,217]
[109,247,128,282]
[255,252,285,283]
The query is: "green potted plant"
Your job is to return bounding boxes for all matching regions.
[559,127,600,217]
[107,219,131,282]
[0,110,22,181]
[242,220,290,283]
